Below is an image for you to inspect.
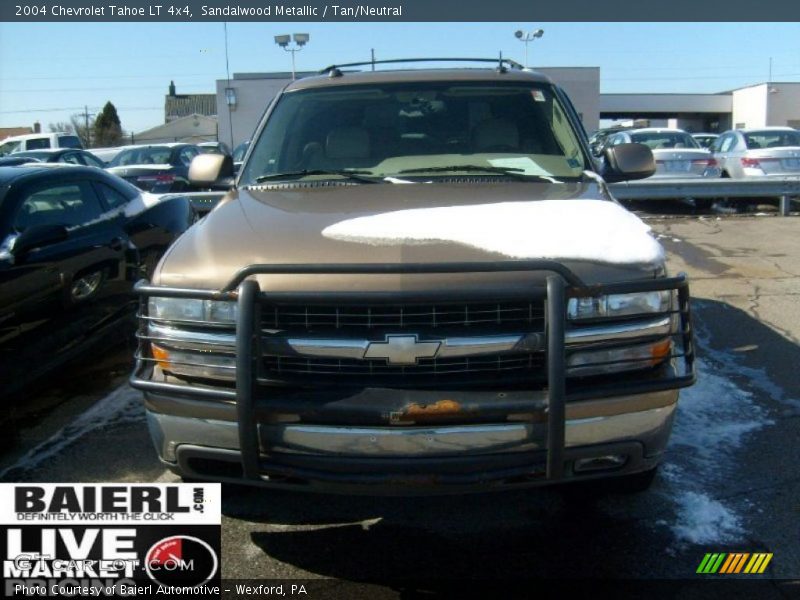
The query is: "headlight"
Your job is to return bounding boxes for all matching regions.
[567,339,672,377]
[152,344,236,380]
[567,291,670,321]
[148,297,237,324]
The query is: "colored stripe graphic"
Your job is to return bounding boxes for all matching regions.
[757,553,773,573]
[698,552,773,574]
[719,553,736,573]
[697,553,726,574]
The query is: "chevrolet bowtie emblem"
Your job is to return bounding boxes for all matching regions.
[364,334,441,365]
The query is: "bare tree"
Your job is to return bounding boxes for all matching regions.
[48,121,74,133]
[70,114,94,148]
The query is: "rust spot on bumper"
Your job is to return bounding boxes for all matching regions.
[395,399,465,423]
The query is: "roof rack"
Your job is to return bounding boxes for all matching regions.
[319,57,525,77]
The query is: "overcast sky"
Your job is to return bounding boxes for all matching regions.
[1,22,799,133]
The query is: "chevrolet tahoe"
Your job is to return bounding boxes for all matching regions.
[131,59,695,493]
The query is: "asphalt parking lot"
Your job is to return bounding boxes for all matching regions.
[1,211,798,592]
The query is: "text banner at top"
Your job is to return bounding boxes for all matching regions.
[2,0,800,22]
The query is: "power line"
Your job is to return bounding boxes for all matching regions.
[1,85,215,94]
[0,73,221,82]
[0,106,163,114]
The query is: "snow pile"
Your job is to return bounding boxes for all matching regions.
[322,200,664,265]
[671,491,743,544]
[670,357,773,467]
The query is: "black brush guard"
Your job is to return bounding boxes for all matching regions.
[131,260,695,483]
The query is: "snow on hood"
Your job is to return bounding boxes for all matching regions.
[322,199,664,265]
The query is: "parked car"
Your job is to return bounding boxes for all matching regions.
[106,143,202,192]
[0,165,194,353]
[0,132,83,156]
[89,146,133,166]
[604,128,720,178]
[710,127,800,178]
[588,125,630,157]
[132,59,695,494]
[13,148,107,168]
[692,133,719,149]
[198,141,232,156]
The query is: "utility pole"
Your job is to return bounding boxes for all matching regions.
[84,106,92,147]
[371,48,376,71]
[74,105,95,148]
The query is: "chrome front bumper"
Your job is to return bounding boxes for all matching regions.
[147,388,677,491]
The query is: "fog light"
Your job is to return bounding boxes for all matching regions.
[574,455,627,473]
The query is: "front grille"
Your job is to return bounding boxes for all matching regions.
[260,300,546,386]
[263,301,545,333]
[262,352,546,386]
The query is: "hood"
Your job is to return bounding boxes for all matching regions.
[155,181,665,295]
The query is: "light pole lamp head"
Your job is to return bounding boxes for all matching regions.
[514,30,524,39]
[274,34,291,47]
[293,33,310,46]
[533,29,544,38]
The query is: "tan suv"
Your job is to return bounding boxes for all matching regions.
[131,59,695,493]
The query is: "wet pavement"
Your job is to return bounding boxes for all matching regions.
[1,211,798,592]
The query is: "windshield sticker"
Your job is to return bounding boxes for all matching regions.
[532,90,546,102]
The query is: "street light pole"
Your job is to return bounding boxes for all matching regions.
[275,33,310,81]
[514,28,544,69]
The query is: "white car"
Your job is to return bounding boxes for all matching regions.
[0,132,83,155]
[604,128,720,178]
[710,127,800,178]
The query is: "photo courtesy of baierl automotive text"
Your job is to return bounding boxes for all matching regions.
[0,1,798,597]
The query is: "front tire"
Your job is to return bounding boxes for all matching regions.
[66,268,107,305]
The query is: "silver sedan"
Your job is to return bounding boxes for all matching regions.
[604,128,720,178]
[710,127,800,178]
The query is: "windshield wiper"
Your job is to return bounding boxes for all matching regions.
[254,169,380,184]
[396,165,558,182]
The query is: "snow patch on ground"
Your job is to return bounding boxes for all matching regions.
[323,200,665,265]
[670,491,744,545]
[657,316,778,546]
[0,385,143,480]
[670,357,773,466]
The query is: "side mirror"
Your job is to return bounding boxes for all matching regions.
[12,224,68,256]
[602,143,656,183]
[189,153,234,187]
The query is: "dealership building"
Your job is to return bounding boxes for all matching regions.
[214,68,800,148]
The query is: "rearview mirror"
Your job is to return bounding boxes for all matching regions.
[602,143,656,183]
[12,224,68,256]
[189,153,234,187]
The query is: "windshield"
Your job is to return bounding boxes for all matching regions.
[630,131,700,150]
[240,82,587,184]
[0,140,22,156]
[110,146,174,167]
[744,130,800,149]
